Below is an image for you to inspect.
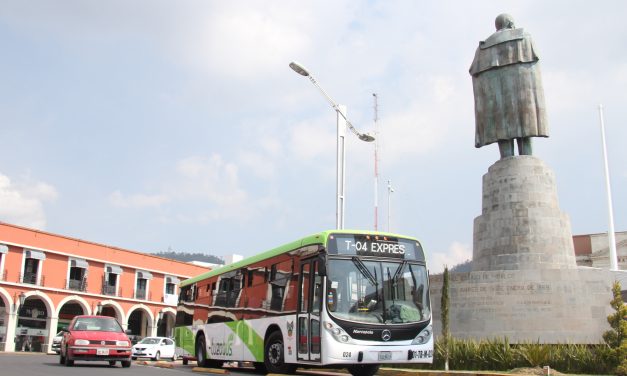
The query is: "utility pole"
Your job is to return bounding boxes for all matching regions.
[387,179,394,232]
[373,93,379,231]
[598,104,618,270]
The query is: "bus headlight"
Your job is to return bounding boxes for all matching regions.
[323,321,353,343]
[411,324,432,345]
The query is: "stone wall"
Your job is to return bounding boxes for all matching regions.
[429,268,615,343]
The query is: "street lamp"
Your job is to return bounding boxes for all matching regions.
[289,61,375,229]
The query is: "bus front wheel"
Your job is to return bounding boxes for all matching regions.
[264,331,296,374]
[348,364,380,376]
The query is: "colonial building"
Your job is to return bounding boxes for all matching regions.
[573,231,627,270]
[0,222,209,353]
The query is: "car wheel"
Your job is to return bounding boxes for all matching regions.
[172,353,177,361]
[121,360,131,368]
[109,361,116,366]
[263,331,296,374]
[153,351,160,361]
[64,348,74,367]
[131,356,137,360]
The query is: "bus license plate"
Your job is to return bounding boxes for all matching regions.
[378,351,392,361]
[97,348,109,356]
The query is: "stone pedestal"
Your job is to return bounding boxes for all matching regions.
[473,156,577,271]
[429,268,615,343]
[426,155,617,344]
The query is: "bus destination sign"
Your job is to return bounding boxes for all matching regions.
[329,234,424,261]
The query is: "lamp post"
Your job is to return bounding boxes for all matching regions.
[289,61,375,229]
[598,104,618,270]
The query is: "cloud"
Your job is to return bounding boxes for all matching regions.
[174,155,248,207]
[429,241,472,274]
[109,190,169,208]
[109,154,270,223]
[0,173,58,229]
[288,120,335,162]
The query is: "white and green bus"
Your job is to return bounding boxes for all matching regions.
[174,230,432,376]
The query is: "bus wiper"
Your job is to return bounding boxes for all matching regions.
[392,261,407,286]
[351,257,378,288]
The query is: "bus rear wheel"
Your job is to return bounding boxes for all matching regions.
[348,364,380,376]
[264,331,296,374]
[196,334,221,368]
[196,335,210,367]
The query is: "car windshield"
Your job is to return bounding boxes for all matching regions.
[138,338,161,345]
[326,258,430,324]
[73,317,122,332]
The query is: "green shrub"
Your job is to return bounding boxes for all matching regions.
[392,337,615,374]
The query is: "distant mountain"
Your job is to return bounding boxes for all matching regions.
[153,251,225,265]
[450,259,472,273]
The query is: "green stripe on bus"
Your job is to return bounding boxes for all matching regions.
[174,326,195,355]
[225,321,264,362]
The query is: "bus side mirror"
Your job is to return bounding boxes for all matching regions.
[317,255,327,276]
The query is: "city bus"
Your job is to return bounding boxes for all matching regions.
[174,230,432,376]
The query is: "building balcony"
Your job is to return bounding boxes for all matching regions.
[20,272,44,286]
[134,289,152,301]
[102,284,118,296]
[67,278,87,292]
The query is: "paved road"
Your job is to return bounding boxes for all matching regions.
[0,353,258,376]
[0,353,352,376]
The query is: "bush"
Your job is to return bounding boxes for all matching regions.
[392,338,614,374]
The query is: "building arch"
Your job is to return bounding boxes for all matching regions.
[126,304,154,339]
[156,307,177,337]
[55,295,90,317]
[0,288,13,351]
[0,287,13,308]
[20,290,54,318]
[96,299,125,325]
[15,290,54,353]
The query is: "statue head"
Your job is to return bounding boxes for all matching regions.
[495,13,515,31]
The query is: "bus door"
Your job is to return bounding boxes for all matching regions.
[297,258,322,362]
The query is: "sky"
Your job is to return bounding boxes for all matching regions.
[1,1,626,274]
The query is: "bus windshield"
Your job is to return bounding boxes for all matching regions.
[326,258,430,325]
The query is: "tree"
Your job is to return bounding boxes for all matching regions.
[602,280,627,376]
[441,266,450,371]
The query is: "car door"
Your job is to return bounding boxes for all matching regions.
[161,338,174,358]
[164,338,176,358]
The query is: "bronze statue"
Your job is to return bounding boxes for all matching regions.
[470,14,549,159]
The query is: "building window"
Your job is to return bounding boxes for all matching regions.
[135,271,152,300]
[103,264,122,296]
[21,249,45,285]
[0,244,7,281]
[163,276,180,305]
[67,258,88,291]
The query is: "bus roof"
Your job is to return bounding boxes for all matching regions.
[179,229,418,287]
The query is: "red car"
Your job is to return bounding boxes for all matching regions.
[59,315,132,368]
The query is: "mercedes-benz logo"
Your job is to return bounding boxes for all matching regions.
[381,329,391,341]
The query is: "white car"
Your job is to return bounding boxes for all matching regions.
[131,337,177,361]
[51,331,64,354]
